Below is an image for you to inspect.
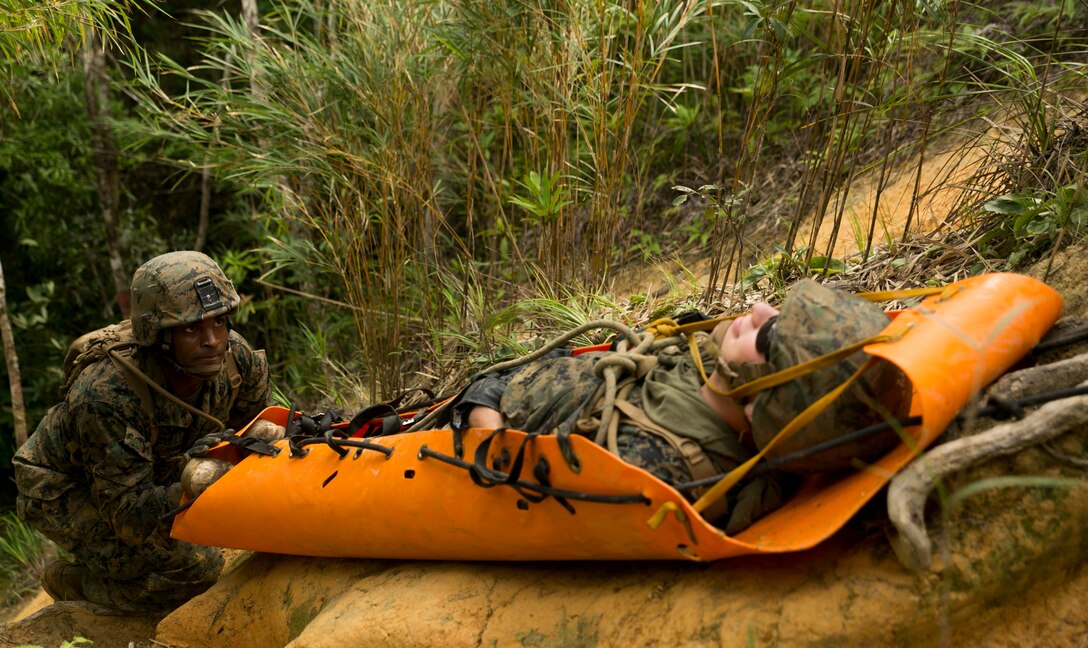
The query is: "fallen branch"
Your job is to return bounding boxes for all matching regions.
[887,373,1088,571]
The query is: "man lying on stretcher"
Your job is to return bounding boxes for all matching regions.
[454,280,913,534]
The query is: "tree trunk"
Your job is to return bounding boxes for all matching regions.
[196,162,211,253]
[0,258,28,448]
[83,29,129,318]
[242,0,261,97]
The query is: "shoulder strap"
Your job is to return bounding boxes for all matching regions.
[105,344,159,445]
[225,348,242,392]
[690,355,881,517]
[106,347,227,441]
[610,398,730,522]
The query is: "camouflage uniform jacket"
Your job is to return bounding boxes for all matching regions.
[13,330,270,544]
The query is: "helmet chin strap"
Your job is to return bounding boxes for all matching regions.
[156,348,224,380]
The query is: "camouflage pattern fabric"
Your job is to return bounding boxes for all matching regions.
[747,279,913,473]
[501,354,605,438]
[474,340,790,533]
[130,251,241,346]
[497,351,695,485]
[454,352,681,484]
[13,330,270,612]
[16,473,223,612]
[451,349,574,430]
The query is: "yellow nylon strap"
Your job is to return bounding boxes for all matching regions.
[655,284,947,342]
[689,355,883,515]
[645,315,738,340]
[645,500,700,543]
[856,285,954,302]
[698,331,903,399]
[689,332,711,384]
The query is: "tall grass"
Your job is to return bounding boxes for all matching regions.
[0,510,51,608]
[128,0,1088,403]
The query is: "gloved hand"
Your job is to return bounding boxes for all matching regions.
[180,457,233,499]
[243,418,286,442]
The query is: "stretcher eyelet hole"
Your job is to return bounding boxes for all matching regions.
[322,471,338,488]
[404,469,416,479]
[516,499,529,510]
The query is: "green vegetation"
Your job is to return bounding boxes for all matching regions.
[122,0,1088,402]
[0,511,53,609]
[1,0,1084,418]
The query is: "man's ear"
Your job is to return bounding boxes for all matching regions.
[709,320,729,352]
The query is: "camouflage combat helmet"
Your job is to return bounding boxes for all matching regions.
[748,279,912,473]
[130,251,240,346]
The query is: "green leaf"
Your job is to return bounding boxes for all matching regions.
[1006,248,1029,268]
[1012,210,1034,236]
[525,170,543,195]
[983,195,1032,215]
[1024,218,1053,237]
[808,256,846,273]
[1070,207,1088,229]
[743,264,769,286]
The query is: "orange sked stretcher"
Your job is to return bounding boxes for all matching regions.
[170,273,1062,561]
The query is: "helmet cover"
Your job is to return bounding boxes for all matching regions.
[749,279,912,473]
[130,251,240,346]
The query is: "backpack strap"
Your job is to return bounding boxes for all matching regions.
[105,344,159,445]
[225,347,242,392]
[106,347,227,444]
[609,397,730,522]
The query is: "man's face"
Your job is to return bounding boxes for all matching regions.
[169,315,229,379]
[719,302,779,364]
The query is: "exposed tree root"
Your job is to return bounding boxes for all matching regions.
[987,349,1088,403]
[887,353,1088,571]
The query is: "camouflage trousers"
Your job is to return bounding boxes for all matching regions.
[17,489,223,613]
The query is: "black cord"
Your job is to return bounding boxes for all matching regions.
[418,444,649,505]
[673,384,1088,494]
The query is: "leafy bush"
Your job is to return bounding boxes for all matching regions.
[977,185,1087,268]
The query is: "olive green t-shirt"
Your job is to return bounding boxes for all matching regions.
[639,337,754,473]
